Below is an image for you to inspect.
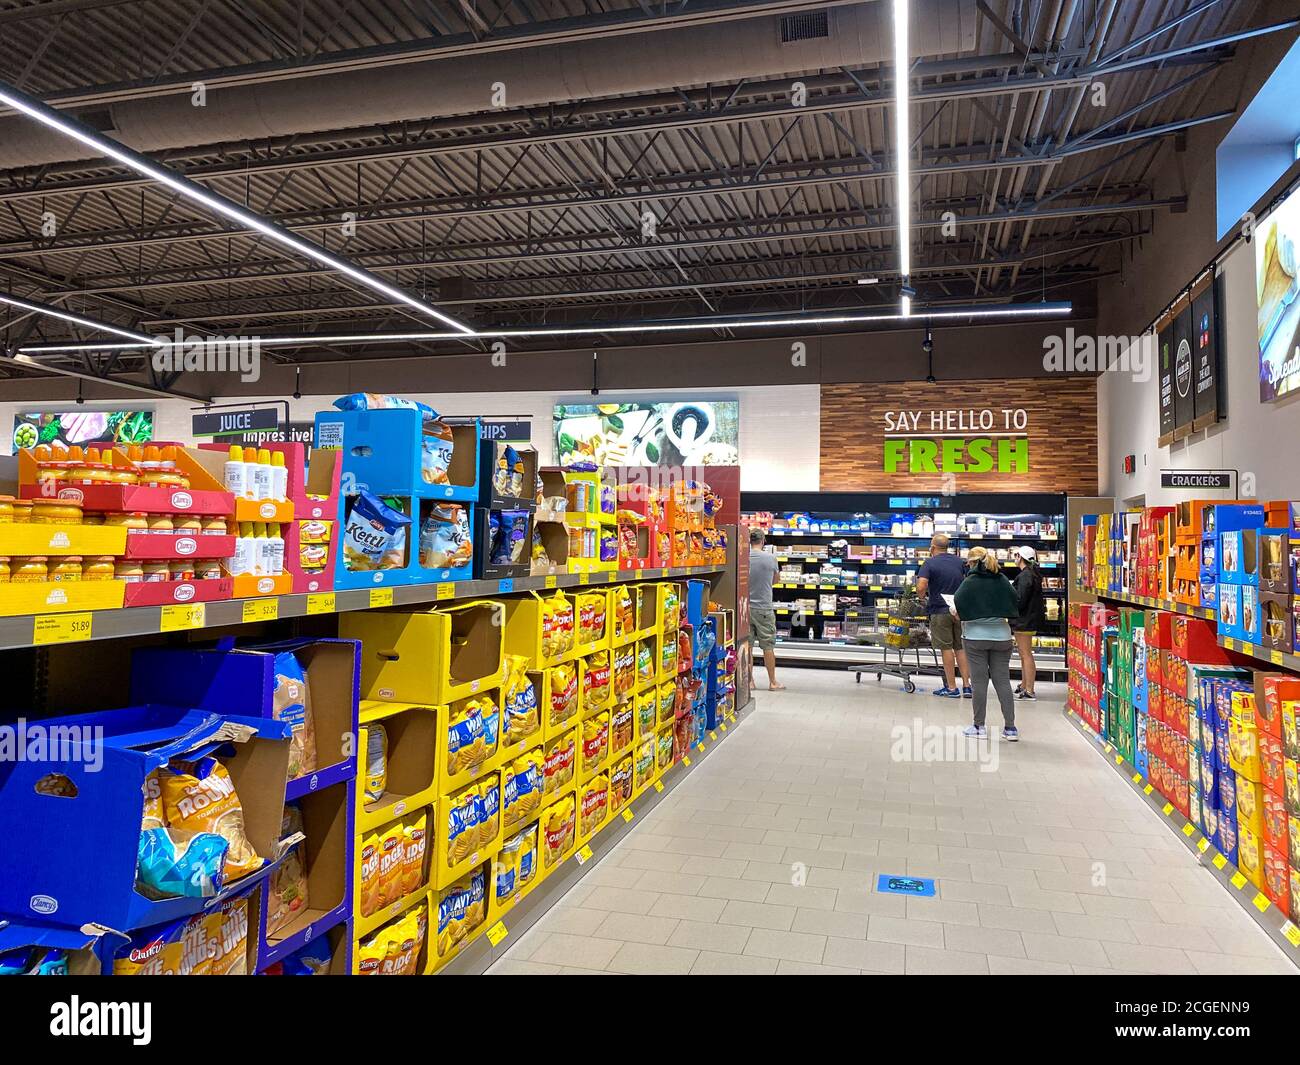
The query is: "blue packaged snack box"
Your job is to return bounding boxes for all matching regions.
[0,706,291,932]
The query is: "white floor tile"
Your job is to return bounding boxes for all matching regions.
[493,668,1286,976]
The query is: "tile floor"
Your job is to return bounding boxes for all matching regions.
[488,668,1294,975]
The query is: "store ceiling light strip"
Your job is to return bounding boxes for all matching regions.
[0,79,476,337]
[18,302,1072,354]
[894,0,911,317]
[1,292,157,344]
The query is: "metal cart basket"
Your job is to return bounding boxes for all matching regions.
[846,593,946,693]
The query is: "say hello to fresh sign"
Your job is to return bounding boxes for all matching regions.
[882,408,1030,474]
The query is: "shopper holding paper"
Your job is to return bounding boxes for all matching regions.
[954,547,1020,741]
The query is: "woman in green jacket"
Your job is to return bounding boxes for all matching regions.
[953,547,1020,741]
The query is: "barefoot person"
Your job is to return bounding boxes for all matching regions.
[748,527,784,691]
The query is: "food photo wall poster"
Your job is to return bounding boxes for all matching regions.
[11,410,154,452]
[1256,181,1300,403]
[554,400,740,466]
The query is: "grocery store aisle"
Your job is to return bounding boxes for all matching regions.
[489,669,1290,975]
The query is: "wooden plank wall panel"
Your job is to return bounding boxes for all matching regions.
[820,377,1098,494]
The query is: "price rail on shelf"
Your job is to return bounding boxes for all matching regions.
[2,565,721,653]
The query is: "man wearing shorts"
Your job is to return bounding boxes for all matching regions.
[748,527,784,690]
[914,534,971,698]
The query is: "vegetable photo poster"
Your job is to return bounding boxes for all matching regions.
[12,410,155,452]
[554,401,740,467]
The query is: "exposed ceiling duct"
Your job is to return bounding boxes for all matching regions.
[0,0,978,169]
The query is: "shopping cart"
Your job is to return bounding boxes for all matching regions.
[845,595,946,694]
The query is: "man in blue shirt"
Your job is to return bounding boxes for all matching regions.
[914,534,971,698]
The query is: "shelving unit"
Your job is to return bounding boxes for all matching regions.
[0,566,714,653]
[742,491,1068,673]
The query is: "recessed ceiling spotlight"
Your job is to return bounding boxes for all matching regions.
[857,277,881,285]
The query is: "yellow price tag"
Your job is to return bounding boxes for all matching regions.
[486,921,508,947]
[1212,853,1227,869]
[160,603,205,632]
[370,588,394,609]
[621,809,634,823]
[436,582,455,600]
[306,593,336,615]
[241,598,278,623]
[654,781,664,793]
[1143,784,1154,795]
[682,755,691,766]
[1161,803,1174,816]
[696,743,705,753]
[720,724,728,733]
[576,844,593,864]
[33,612,92,645]
[1131,773,1142,783]
[1230,871,1247,890]
[1181,822,1195,837]
[544,575,558,588]
[1252,892,1271,912]
[1271,650,1285,666]
[709,732,717,742]
[579,573,590,585]
[1283,922,1300,948]
[1196,838,1209,853]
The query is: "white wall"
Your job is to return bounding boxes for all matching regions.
[0,382,821,491]
[1098,238,1300,505]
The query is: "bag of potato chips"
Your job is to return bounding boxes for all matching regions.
[160,757,263,882]
[400,812,429,898]
[362,724,388,805]
[378,819,407,906]
[502,655,539,744]
[359,831,381,917]
[266,803,308,936]
[272,651,318,780]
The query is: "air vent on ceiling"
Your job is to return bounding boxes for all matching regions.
[780,10,829,42]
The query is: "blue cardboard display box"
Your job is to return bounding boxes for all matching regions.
[250,779,354,972]
[333,495,476,591]
[130,637,360,801]
[314,408,480,501]
[0,918,117,975]
[0,706,291,932]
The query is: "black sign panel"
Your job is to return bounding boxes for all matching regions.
[229,421,315,448]
[1192,275,1221,428]
[1172,298,1195,438]
[479,420,531,442]
[192,407,279,437]
[1157,317,1175,443]
[1160,470,1234,490]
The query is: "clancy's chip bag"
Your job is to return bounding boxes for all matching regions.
[343,490,410,571]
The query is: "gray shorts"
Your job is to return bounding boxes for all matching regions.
[750,607,777,652]
[929,611,962,650]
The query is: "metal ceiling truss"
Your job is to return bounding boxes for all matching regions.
[0,0,1295,381]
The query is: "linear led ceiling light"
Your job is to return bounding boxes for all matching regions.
[893,0,912,317]
[0,79,475,337]
[18,302,1073,354]
[1,292,157,345]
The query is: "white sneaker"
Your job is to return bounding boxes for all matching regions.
[962,725,987,739]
